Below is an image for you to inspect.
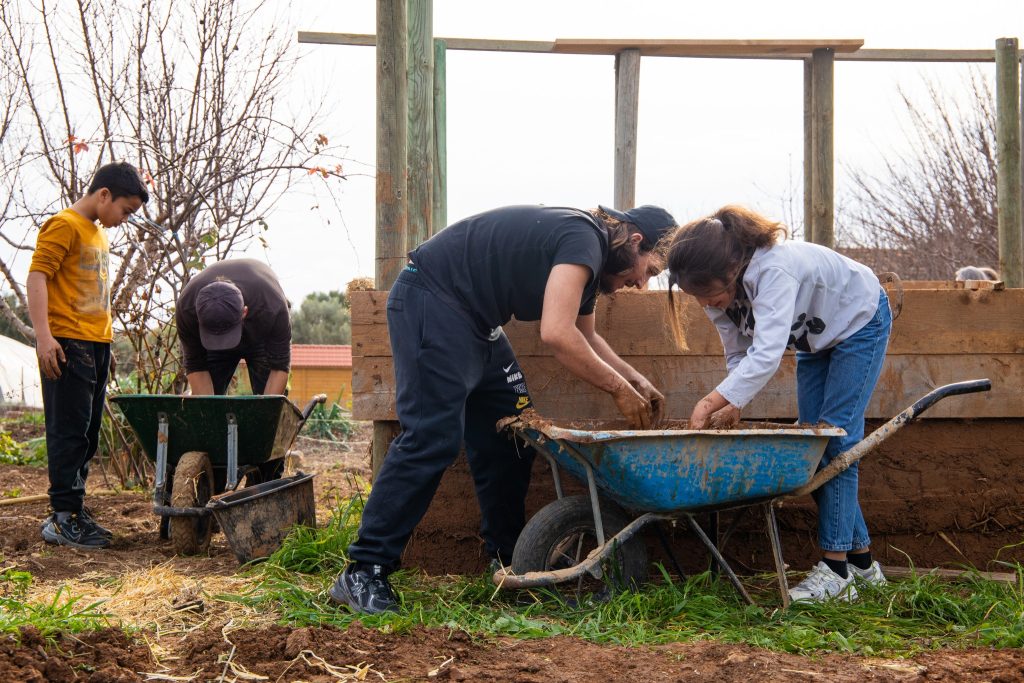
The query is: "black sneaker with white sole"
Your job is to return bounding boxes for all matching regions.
[79,507,113,539]
[329,564,399,614]
[41,511,111,549]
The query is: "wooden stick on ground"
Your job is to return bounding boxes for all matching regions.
[881,565,1018,584]
[0,489,123,507]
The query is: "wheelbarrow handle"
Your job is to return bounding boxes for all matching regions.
[906,379,992,416]
[300,393,328,422]
[782,378,991,500]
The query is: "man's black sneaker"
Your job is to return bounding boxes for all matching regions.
[41,511,111,549]
[79,507,113,539]
[328,564,399,614]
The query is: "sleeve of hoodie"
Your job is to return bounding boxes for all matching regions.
[714,267,799,408]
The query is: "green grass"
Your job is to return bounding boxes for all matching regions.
[227,498,1024,656]
[5,494,1024,655]
[0,426,46,467]
[0,571,111,642]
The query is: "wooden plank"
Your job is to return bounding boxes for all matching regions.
[996,38,1023,288]
[836,49,997,63]
[299,31,556,53]
[351,289,1024,358]
[375,0,408,289]
[880,566,1017,584]
[406,0,434,246]
[432,39,447,232]
[809,47,834,248]
[299,34,999,64]
[613,49,640,211]
[352,353,1022,421]
[552,38,864,56]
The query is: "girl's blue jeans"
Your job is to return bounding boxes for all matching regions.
[796,290,892,553]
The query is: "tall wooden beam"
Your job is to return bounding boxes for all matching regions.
[433,39,447,231]
[614,49,641,210]
[372,0,409,478]
[375,0,408,289]
[809,47,835,248]
[407,0,433,246]
[995,37,1022,288]
[802,59,813,243]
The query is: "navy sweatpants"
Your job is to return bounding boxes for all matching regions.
[348,267,535,569]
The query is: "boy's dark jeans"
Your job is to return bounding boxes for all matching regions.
[41,338,111,513]
[206,345,272,395]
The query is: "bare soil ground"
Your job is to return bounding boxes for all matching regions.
[2,417,1023,681]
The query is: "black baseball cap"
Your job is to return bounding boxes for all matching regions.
[195,280,245,351]
[598,204,678,246]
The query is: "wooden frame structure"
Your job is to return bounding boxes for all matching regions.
[299,26,1023,287]
[300,5,1023,470]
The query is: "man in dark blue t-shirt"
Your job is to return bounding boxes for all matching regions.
[330,204,677,615]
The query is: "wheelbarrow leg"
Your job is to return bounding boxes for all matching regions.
[684,513,755,605]
[226,413,239,490]
[155,412,170,538]
[708,512,720,577]
[154,412,169,508]
[763,503,790,609]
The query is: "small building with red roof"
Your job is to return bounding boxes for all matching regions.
[241,344,352,407]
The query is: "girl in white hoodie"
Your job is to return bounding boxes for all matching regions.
[666,205,892,603]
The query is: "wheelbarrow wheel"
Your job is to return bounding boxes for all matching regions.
[168,451,215,555]
[511,495,648,599]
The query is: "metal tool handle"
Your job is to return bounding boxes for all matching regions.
[784,379,992,499]
[300,393,328,422]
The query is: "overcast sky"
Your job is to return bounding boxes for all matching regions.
[250,0,1023,304]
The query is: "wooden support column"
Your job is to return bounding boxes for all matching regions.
[614,48,641,210]
[809,47,835,248]
[433,38,447,231]
[407,0,433,246]
[802,59,813,243]
[996,37,1022,288]
[372,0,409,477]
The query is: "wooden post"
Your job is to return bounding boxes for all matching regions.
[373,0,409,477]
[433,38,447,232]
[809,47,834,248]
[407,0,433,246]
[375,0,408,289]
[996,37,1023,288]
[614,49,641,210]
[802,58,814,243]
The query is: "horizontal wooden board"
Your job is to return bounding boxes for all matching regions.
[351,288,1024,357]
[553,38,864,56]
[298,34,996,64]
[352,353,1020,421]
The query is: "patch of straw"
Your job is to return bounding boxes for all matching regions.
[25,561,279,632]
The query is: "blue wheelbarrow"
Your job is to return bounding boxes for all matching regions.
[493,380,991,607]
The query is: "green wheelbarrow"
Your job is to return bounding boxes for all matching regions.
[110,393,326,554]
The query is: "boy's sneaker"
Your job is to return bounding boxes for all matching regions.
[79,507,113,540]
[41,511,111,550]
[788,561,858,603]
[849,560,887,587]
[328,564,399,614]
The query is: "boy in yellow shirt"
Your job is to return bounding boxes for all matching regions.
[27,161,149,549]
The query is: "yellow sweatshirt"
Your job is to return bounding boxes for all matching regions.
[29,209,112,343]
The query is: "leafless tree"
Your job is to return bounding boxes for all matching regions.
[841,72,998,280]
[0,0,349,393]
